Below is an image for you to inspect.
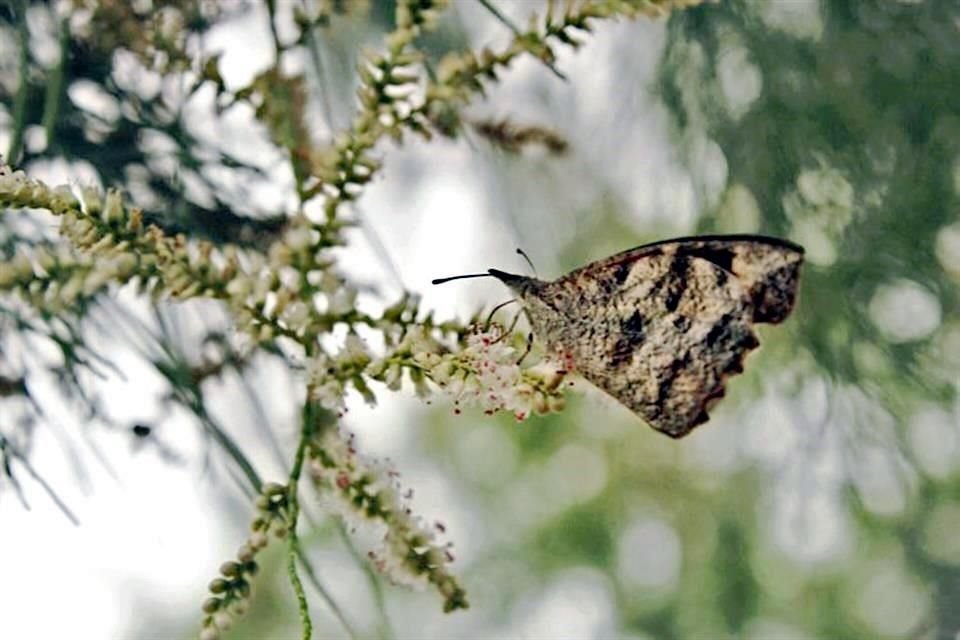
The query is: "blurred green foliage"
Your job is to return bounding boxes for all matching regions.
[659,0,959,409]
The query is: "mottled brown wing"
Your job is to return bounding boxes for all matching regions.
[536,237,803,437]
[560,234,805,324]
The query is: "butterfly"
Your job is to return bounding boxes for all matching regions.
[434,235,804,438]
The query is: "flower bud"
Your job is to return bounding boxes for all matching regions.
[208,578,228,594]
[199,625,220,640]
[202,597,222,613]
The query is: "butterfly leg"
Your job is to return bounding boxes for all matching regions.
[484,298,517,329]
[492,308,523,347]
[516,331,534,365]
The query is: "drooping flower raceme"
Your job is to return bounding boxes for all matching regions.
[307,422,468,612]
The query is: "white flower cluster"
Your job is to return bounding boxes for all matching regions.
[0,243,137,311]
[0,175,140,310]
[365,324,570,420]
[1,160,362,350]
[307,423,467,611]
[226,223,359,342]
[0,162,78,215]
[417,325,569,421]
[366,324,442,395]
[306,334,374,414]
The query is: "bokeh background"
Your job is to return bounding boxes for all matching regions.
[2,1,959,639]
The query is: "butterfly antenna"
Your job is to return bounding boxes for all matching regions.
[432,272,495,285]
[516,248,537,277]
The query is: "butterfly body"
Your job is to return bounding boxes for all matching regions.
[487,235,804,438]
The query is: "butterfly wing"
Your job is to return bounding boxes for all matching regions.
[531,236,803,437]
[562,234,805,324]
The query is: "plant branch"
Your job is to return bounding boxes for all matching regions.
[287,419,312,640]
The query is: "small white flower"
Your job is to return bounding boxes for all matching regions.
[401,325,437,354]
[83,264,114,295]
[307,354,347,412]
[12,251,33,279]
[0,168,27,196]
[113,253,137,276]
[252,274,273,304]
[59,272,84,304]
[383,363,402,390]
[328,287,357,315]
[34,246,55,272]
[226,275,253,299]
[102,189,124,223]
[313,378,345,412]
[341,333,370,361]
[77,185,102,216]
[0,263,16,288]
[282,301,311,330]
[318,270,342,295]
[284,226,314,251]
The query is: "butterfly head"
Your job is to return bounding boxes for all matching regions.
[431,268,551,332]
[486,269,538,292]
[432,268,540,293]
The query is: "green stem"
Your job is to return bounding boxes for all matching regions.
[41,16,69,144]
[200,413,263,492]
[264,0,283,59]
[302,13,337,134]
[292,403,359,639]
[474,0,567,80]
[7,0,30,162]
[0,434,80,525]
[287,532,312,640]
[287,417,313,640]
[294,541,359,640]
